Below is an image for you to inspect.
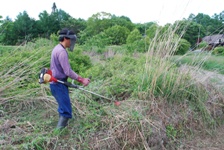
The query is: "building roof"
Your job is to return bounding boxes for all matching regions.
[202,34,224,45]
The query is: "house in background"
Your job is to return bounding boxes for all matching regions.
[202,34,224,50]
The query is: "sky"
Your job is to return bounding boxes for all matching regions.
[1,0,224,26]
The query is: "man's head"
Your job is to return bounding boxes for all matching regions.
[59,28,77,51]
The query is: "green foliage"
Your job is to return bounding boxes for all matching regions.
[125,28,148,53]
[146,24,158,39]
[197,41,208,49]
[14,11,38,43]
[60,17,87,41]
[0,45,17,55]
[0,20,17,45]
[38,10,60,38]
[212,46,224,56]
[126,39,147,53]
[83,55,143,98]
[68,48,92,74]
[172,54,224,75]
[135,22,157,35]
[174,20,206,48]
[175,39,191,55]
[84,32,111,48]
[104,25,130,45]
[166,124,177,139]
[191,13,224,35]
[126,28,142,44]
[81,12,134,44]
[50,33,58,45]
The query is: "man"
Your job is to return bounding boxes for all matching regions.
[50,28,90,129]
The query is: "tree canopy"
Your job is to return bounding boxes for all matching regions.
[0,2,223,51]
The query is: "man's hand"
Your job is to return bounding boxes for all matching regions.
[77,76,90,86]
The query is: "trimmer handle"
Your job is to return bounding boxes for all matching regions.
[64,81,79,88]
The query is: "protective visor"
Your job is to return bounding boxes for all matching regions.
[60,34,77,51]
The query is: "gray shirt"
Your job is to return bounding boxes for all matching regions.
[50,44,78,80]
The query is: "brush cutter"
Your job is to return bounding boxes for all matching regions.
[39,68,121,106]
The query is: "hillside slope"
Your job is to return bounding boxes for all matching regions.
[178,65,224,150]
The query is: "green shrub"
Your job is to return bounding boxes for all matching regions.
[84,32,111,49]
[104,25,130,45]
[50,33,58,45]
[83,55,143,99]
[126,29,142,44]
[175,39,191,55]
[68,48,92,74]
[212,46,224,55]
[126,29,149,53]
[126,39,148,53]
[197,41,208,50]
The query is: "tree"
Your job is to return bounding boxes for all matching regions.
[81,12,135,43]
[146,23,159,39]
[0,15,2,24]
[54,9,71,23]
[13,11,38,44]
[220,11,224,23]
[104,25,130,45]
[85,12,113,36]
[0,18,17,45]
[174,20,206,48]
[135,22,157,36]
[60,17,87,42]
[126,28,142,44]
[110,15,135,32]
[190,13,223,35]
[126,28,147,53]
[38,10,60,38]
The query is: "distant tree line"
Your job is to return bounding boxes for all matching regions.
[0,3,224,50]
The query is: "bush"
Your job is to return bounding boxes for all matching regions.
[104,25,130,45]
[84,32,111,49]
[126,29,142,44]
[125,28,149,53]
[212,46,224,56]
[197,41,208,50]
[68,48,92,74]
[50,33,59,45]
[175,39,191,55]
[126,39,147,53]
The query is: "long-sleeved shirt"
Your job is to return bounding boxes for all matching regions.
[50,44,78,80]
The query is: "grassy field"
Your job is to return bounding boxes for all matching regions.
[1,36,224,149]
[172,52,224,75]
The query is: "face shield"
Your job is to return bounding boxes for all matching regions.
[68,35,77,52]
[59,31,77,52]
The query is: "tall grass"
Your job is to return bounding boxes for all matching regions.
[0,38,54,105]
[138,23,207,103]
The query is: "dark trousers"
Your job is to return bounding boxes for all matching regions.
[50,83,72,118]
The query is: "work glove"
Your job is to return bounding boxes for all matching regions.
[77,76,90,86]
